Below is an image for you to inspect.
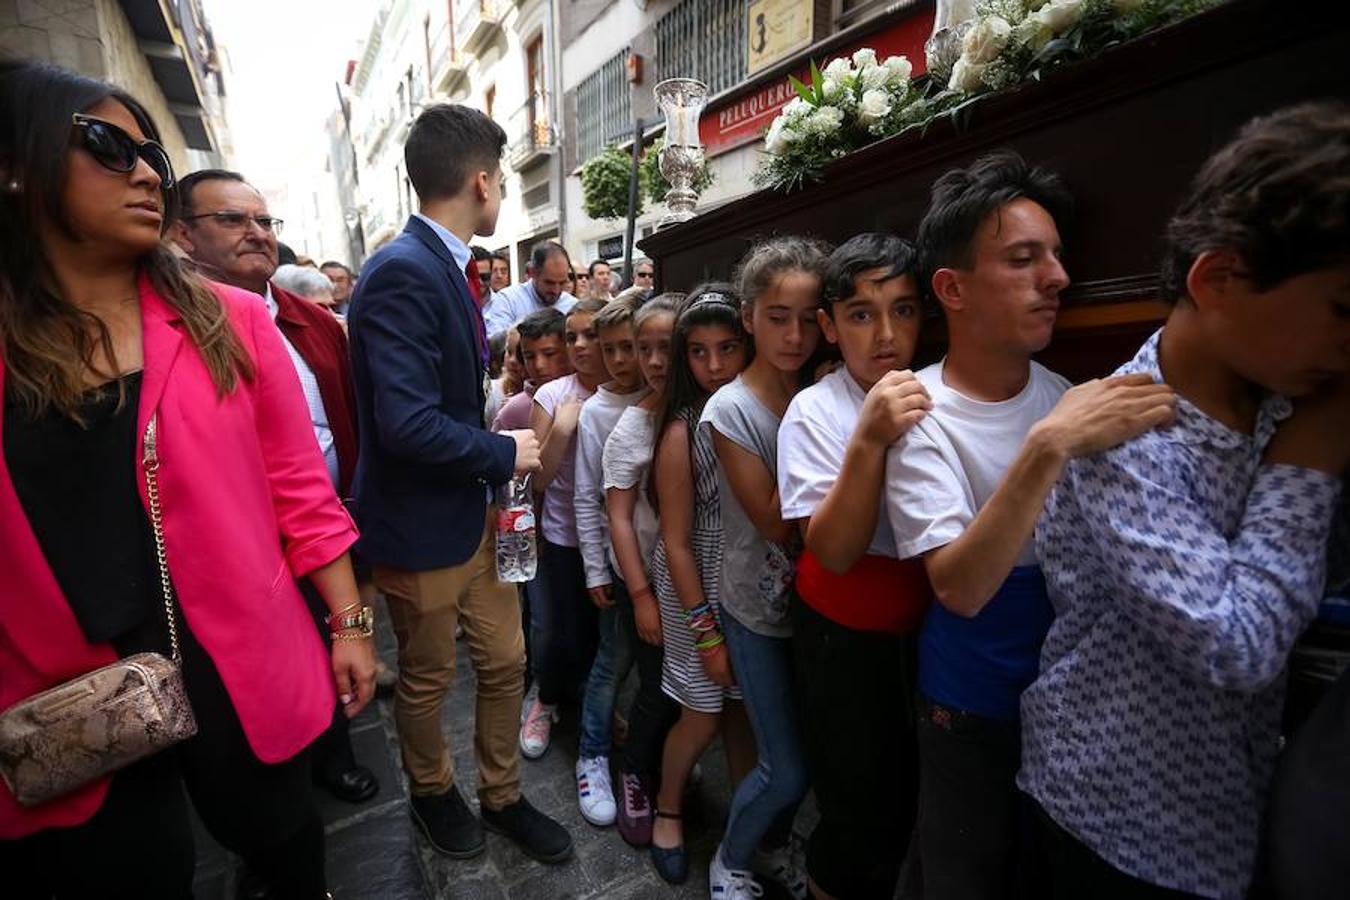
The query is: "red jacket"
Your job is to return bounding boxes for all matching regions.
[0,275,357,838]
[270,283,359,499]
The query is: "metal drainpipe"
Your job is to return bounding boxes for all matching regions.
[549,0,567,247]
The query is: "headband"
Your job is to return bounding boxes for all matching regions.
[683,292,736,315]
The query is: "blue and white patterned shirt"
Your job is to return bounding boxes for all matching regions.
[1020,330,1342,899]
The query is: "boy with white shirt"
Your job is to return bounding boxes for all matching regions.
[886,151,1174,899]
[572,293,647,826]
[520,297,609,759]
[777,233,934,900]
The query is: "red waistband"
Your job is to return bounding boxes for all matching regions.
[795,548,932,635]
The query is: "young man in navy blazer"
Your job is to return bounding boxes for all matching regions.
[347,104,571,864]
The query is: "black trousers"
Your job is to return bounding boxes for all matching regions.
[618,587,680,779]
[791,595,918,899]
[915,694,1039,900]
[1034,801,1202,899]
[2,614,326,899]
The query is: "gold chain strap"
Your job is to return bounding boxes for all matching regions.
[141,414,182,664]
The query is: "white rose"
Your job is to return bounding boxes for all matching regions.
[962,15,1013,64]
[765,117,786,154]
[1033,0,1085,33]
[882,55,913,86]
[858,89,892,122]
[1013,16,1055,51]
[860,64,889,90]
[823,57,852,81]
[783,97,806,117]
[851,48,878,70]
[822,76,846,101]
[949,55,988,93]
[807,105,844,134]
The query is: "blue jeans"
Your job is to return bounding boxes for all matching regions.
[579,576,636,759]
[721,609,810,870]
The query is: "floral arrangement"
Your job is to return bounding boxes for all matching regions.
[756,49,922,193]
[581,138,714,221]
[755,0,1224,193]
[947,0,1222,94]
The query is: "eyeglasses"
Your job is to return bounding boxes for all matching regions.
[182,211,285,235]
[635,270,654,280]
[479,271,492,286]
[71,113,176,188]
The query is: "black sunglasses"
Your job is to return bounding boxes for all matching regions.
[71,113,176,189]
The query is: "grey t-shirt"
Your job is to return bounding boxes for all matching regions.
[700,376,796,638]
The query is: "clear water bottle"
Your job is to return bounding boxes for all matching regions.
[495,474,537,582]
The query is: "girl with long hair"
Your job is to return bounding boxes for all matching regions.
[702,237,830,899]
[0,61,374,897]
[645,285,755,884]
[602,293,682,845]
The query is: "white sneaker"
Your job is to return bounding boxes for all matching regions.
[575,756,617,826]
[519,698,557,759]
[711,844,763,900]
[753,840,808,900]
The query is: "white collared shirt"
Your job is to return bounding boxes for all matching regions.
[265,285,339,489]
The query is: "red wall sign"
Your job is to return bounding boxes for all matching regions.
[700,5,937,159]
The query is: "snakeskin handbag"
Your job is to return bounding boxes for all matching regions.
[0,413,198,807]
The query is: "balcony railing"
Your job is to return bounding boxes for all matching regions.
[506,93,556,170]
[428,21,468,94]
[455,0,504,56]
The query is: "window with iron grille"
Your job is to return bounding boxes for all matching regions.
[655,0,747,98]
[575,49,632,165]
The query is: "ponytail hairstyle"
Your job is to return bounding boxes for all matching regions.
[0,60,252,422]
[733,234,830,314]
[650,283,746,512]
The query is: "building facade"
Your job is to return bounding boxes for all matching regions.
[559,0,933,280]
[344,0,565,278]
[1,0,233,173]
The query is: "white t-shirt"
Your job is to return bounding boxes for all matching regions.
[533,373,595,547]
[602,405,660,580]
[574,384,647,587]
[777,366,897,559]
[885,360,1070,566]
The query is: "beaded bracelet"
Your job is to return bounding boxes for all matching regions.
[683,602,720,635]
[695,632,725,652]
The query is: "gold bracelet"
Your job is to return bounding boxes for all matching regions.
[332,627,373,641]
[324,601,363,627]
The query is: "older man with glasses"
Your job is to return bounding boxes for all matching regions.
[170,168,383,813]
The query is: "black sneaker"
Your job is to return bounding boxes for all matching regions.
[481,795,574,864]
[410,785,486,859]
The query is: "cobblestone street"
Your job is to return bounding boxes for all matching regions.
[191,601,808,899]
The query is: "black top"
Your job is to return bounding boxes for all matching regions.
[3,372,157,643]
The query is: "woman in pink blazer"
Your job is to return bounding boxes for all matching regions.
[0,63,376,897]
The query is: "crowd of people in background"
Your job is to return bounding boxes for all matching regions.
[1,56,1348,900]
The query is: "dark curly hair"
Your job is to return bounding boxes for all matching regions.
[1160,101,1350,303]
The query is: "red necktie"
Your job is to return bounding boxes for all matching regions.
[464,260,489,368]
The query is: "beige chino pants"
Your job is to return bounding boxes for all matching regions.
[373,508,525,811]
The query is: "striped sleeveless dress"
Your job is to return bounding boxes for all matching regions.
[651,406,742,712]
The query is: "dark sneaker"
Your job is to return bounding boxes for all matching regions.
[615,770,654,847]
[410,785,486,859]
[481,795,574,864]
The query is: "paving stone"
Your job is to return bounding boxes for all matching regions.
[326,806,427,900]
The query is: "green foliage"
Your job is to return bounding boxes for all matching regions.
[580,144,638,221]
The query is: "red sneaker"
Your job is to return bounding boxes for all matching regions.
[615,770,654,846]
